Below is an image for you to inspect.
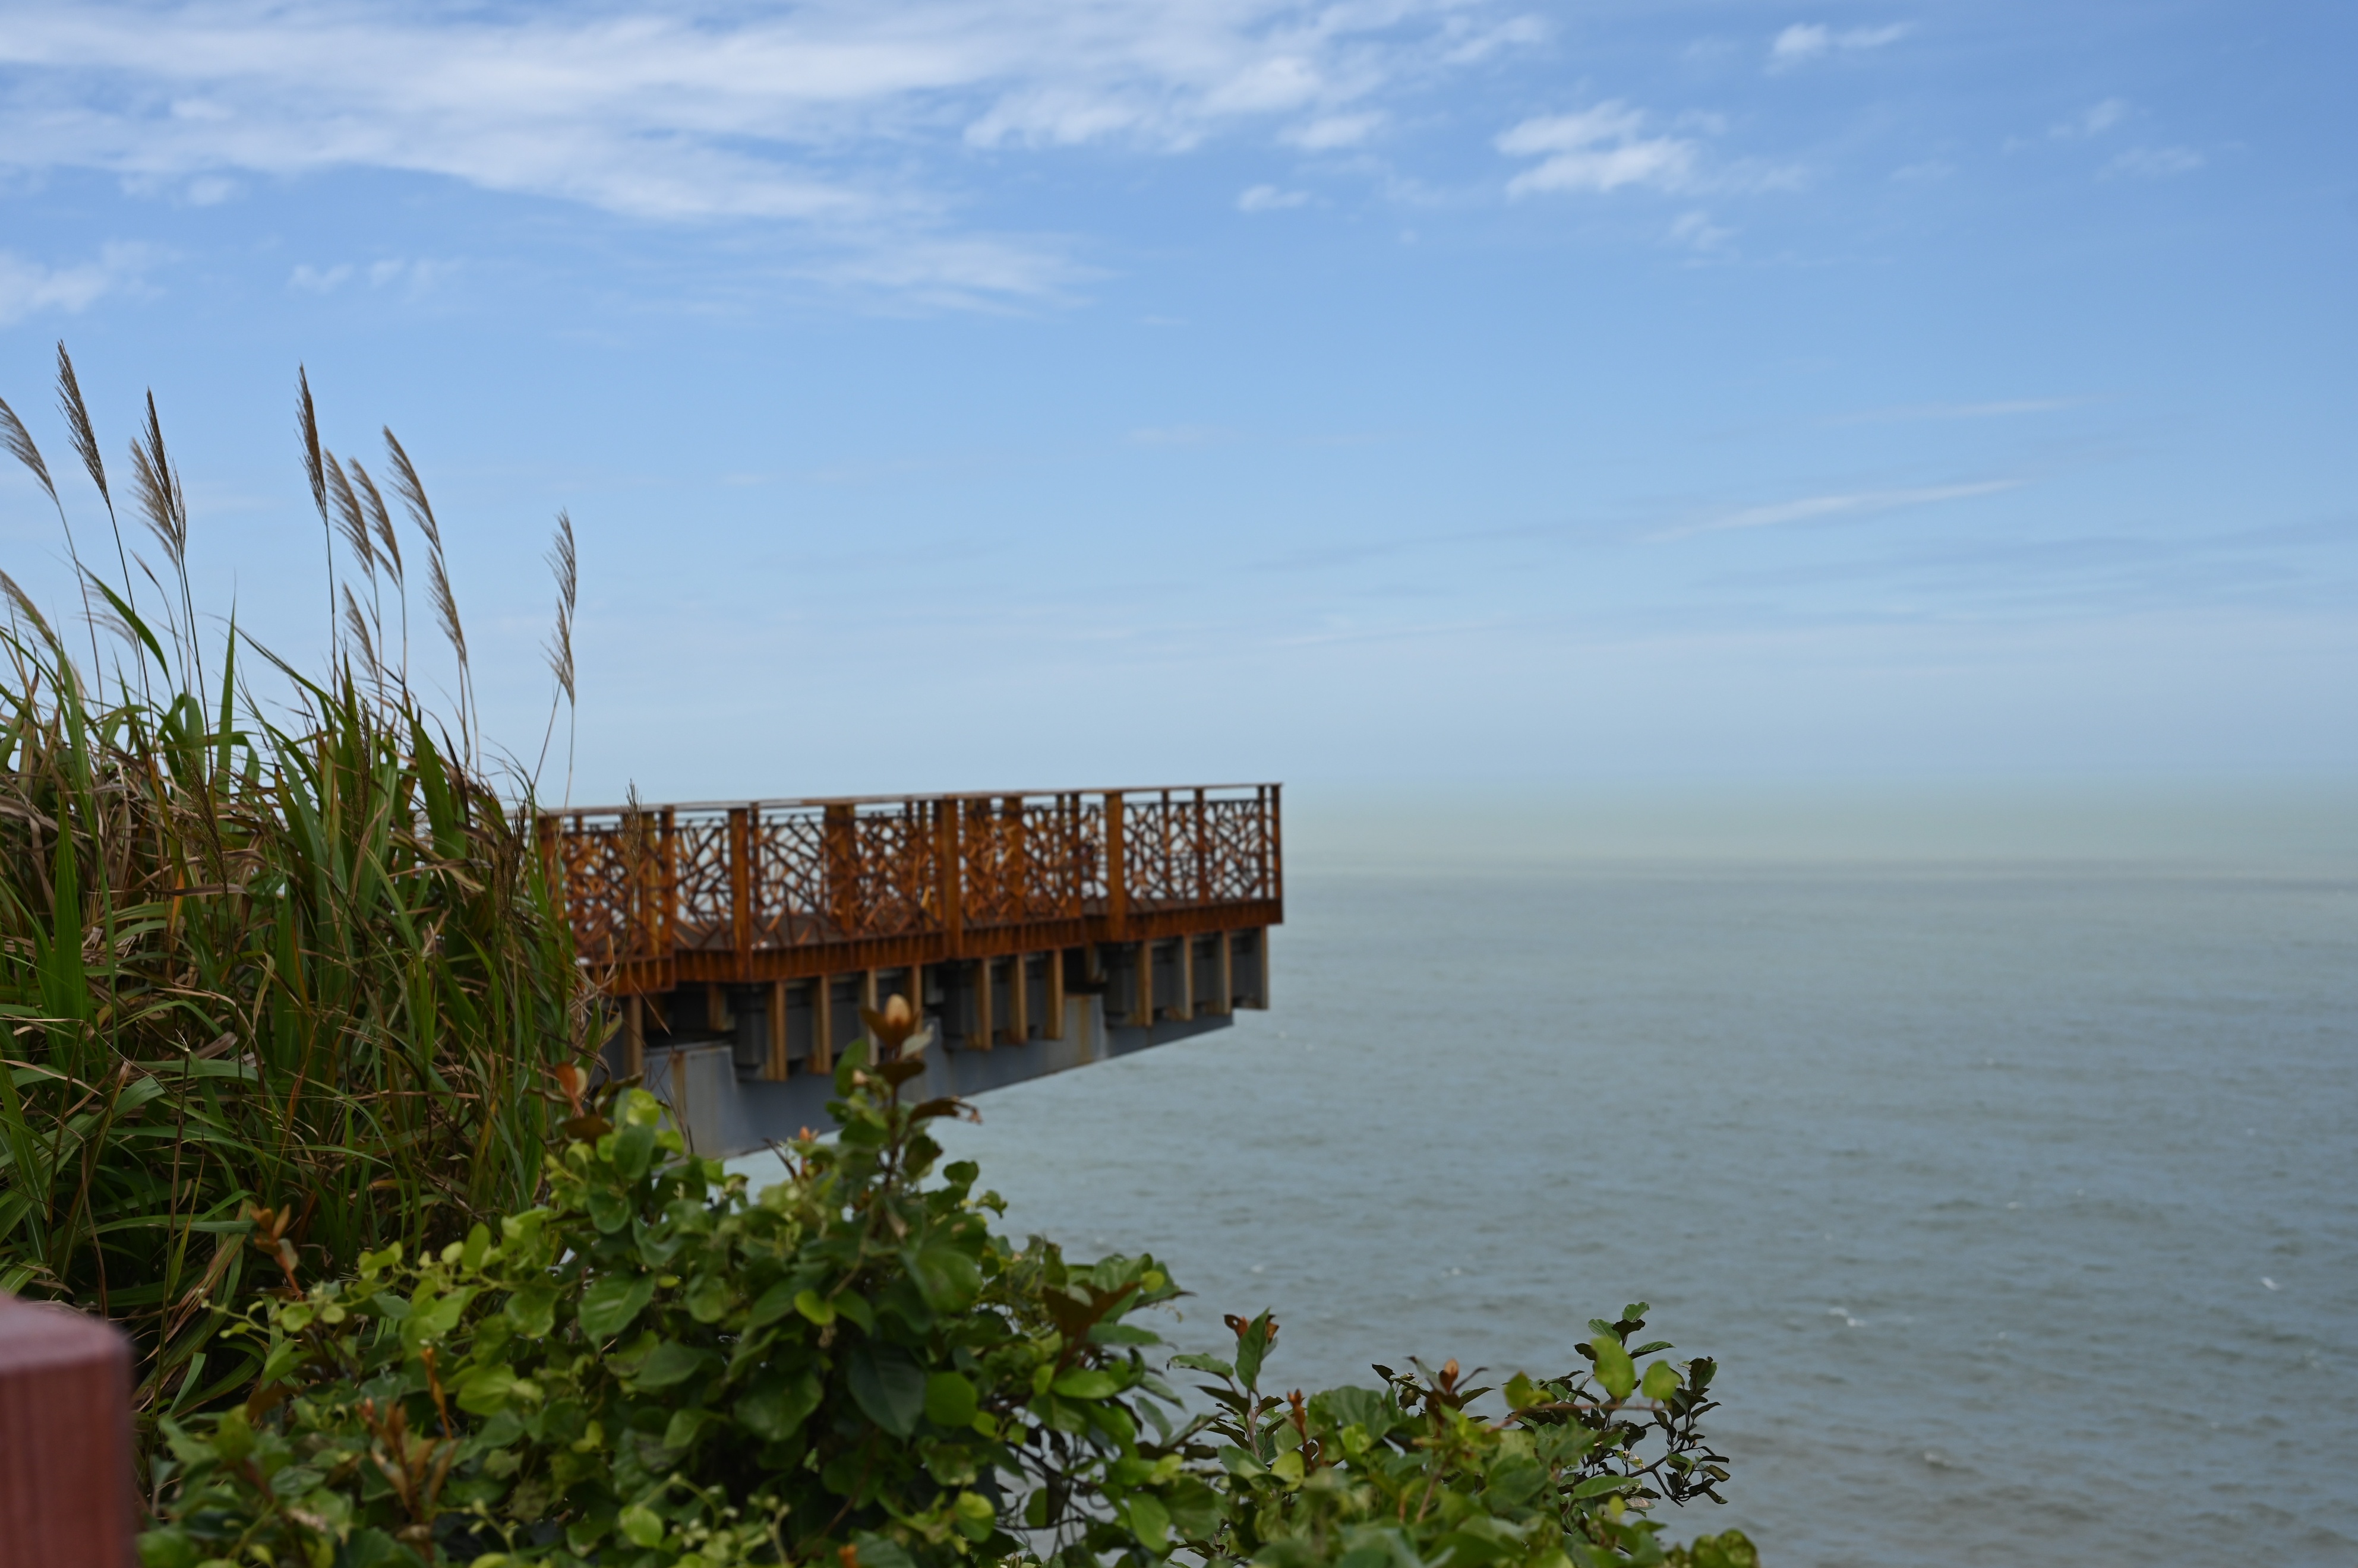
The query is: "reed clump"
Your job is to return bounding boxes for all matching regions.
[0,347,594,1440]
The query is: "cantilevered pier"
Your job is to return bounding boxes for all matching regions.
[540,785,1281,1153]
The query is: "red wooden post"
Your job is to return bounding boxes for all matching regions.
[0,1294,135,1568]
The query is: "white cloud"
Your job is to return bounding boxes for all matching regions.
[1655,479,2021,540]
[1767,22,1908,71]
[289,256,460,295]
[2051,99,2129,138]
[1238,184,1309,211]
[0,1,1545,302]
[1665,210,1733,252]
[1499,103,1699,196]
[0,242,159,324]
[1284,111,1382,150]
[2104,146,2204,179]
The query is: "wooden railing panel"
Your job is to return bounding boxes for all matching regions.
[541,784,1279,991]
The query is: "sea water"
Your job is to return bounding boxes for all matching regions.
[736,824,2358,1565]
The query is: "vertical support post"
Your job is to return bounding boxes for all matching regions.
[823,804,857,935]
[1045,947,1066,1039]
[1135,941,1155,1026]
[0,1297,134,1567]
[1106,791,1128,938]
[904,964,924,1011]
[862,969,879,1013]
[1214,930,1235,1015]
[810,977,835,1074]
[729,806,753,966]
[623,995,645,1077]
[658,808,679,953]
[1194,786,1208,902]
[1254,927,1271,1009]
[705,984,730,1033]
[1009,953,1030,1042]
[1173,935,1194,1022]
[766,981,788,1080]
[1268,785,1283,903]
[939,802,964,954]
[971,959,995,1051]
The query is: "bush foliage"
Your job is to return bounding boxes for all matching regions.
[142,1032,1756,1568]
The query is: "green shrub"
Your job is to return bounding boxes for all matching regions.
[140,1038,1755,1568]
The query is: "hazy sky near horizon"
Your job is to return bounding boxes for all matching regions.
[0,1,2351,802]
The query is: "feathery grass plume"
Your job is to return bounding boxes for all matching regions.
[0,368,595,1480]
[323,451,372,579]
[54,342,112,519]
[296,365,335,651]
[348,459,401,583]
[384,426,473,757]
[128,389,203,687]
[534,510,578,797]
[0,394,58,505]
[340,581,380,682]
[347,458,407,686]
[0,394,100,672]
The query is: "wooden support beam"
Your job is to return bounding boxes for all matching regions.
[1045,949,1066,1039]
[1134,941,1154,1025]
[729,805,753,963]
[1173,935,1194,1022]
[810,977,835,1074]
[705,984,730,1035]
[766,980,788,1080]
[863,969,880,1014]
[1252,927,1270,1009]
[1008,953,1029,1042]
[624,995,645,1077]
[1213,930,1234,1015]
[971,959,994,1051]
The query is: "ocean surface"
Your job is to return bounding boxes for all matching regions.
[737,821,2358,1566]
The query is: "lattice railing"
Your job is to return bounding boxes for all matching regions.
[542,785,1279,970]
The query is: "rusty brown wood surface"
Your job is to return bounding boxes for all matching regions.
[0,1295,134,1568]
[541,785,1281,997]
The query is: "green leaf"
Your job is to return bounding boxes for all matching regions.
[792,1289,835,1327]
[611,1123,657,1181]
[1052,1368,1119,1400]
[736,1371,824,1443]
[853,1534,916,1568]
[1125,1493,1172,1553]
[456,1365,520,1416]
[1169,1353,1234,1378]
[847,1345,927,1437]
[633,1341,716,1392]
[924,1371,978,1428]
[1590,1336,1637,1402]
[1640,1361,1682,1402]
[504,1284,557,1340]
[136,1529,199,1568]
[577,1273,656,1341]
[618,1503,666,1548]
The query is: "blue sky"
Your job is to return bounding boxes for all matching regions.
[0,1,2351,805]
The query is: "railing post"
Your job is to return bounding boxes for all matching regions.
[823,804,857,935]
[1267,784,1283,902]
[729,806,753,967]
[1193,786,1208,902]
[0,1296,134,1568]
[939,799,964,953]
[1106,791,1127,938]
[658,807,678,954]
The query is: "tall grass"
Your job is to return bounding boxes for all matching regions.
[0,348,594,1441]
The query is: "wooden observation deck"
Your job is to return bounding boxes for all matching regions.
[539,784,1282,1090]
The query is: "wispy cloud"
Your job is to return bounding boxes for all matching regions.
[2103,146,2204,179]
[1499,103,1699,195]
[0,0,1542,304]
[1767,22,1908,72]
[2050,99,2129,139]
[1654,479,2022,540]
[1666,209,1734,253]
[0,241,160,324]
[1238,184,1309,212]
